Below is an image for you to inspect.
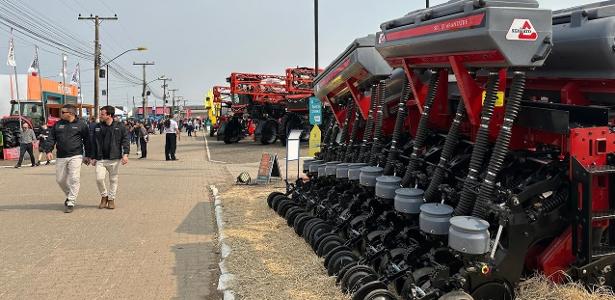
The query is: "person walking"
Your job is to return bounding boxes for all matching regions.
[44,104,91,213]
[137,121,148,159]
[187,119,193,136]
[36,124,51,166]
[15,122,37,168]
[164,114,180,161]
[89,106,129,210]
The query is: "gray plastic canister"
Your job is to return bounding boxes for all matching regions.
[348,163,368,181]
[375,176,402,200]
[448,216,491,255]
[359,166,384,187]
[325,161,341,176]
[303,159,315,173]
[336,163,351,179]
[318,165,328,178]
[308,161,323,173]
[419,203,454,235]
[394,188,424,214]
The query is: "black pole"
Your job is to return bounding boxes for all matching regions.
[426,0,429,8]
[314,0,319,76]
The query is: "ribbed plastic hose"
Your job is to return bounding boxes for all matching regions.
[344,110,363,162]
[369,80,387,166]
[357,84,379,162]
[453,73,500,216]
[424,100,466,202]
[325,125,340,162]
[400,71,440,187]
[472,72,527,219]
[383,76,411,175]
[337,102,355,161]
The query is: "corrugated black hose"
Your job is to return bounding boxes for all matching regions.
[472,71,526,219]
[383,76,411,175]
[357,83,379,162]
[369,80,387,166]
[337,102,355,161]
[344,110,363,162]
[424,99,466,202]
[400,71,440,187]
[453,72,500,216]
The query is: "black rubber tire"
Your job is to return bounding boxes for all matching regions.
[285,207,304,226]
[318,236,345,258]
[341,265,377,293]
[348,274,378,295]
[277,201,297,217]
[267,192,284,208]
[363,289,396,300]
[313,232,337,252]
[293,214,314,236]
[275,199,290,215]
[351,281,388,300]
[336,261,359,285]
[308,223,333,248]
[324,245,350,269]
[260,120,278,145]
[302,218,324,239]
[223,118,241,144]
[271,195,287,212]
[326,250,357,276]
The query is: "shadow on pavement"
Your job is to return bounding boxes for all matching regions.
[0,203,99,212]
[171,242,220,300]
[175,202,214,235]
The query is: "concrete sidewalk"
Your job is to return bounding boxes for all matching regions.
[0,133,228,299]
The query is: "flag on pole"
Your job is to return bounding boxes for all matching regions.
[70,62,80,86]
[6,37,16,67]
[28,46,39,76]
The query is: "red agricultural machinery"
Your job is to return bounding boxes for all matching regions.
[217,67,318,145]
[266,1,615,299]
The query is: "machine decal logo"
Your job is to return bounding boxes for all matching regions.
[506,19,538,41]
[384,13,485,41]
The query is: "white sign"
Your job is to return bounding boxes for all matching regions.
[506,19,538,41]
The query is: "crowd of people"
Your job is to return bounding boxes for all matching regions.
[13,104,205,213]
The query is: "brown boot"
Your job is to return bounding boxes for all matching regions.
[99,196,108,209]
[107,199,115,209]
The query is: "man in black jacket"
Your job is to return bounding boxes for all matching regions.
[89,106,129,210]
[45,104,92,213]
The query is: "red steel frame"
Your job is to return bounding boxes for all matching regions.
[212,86,231,104]
[383,44,615,281]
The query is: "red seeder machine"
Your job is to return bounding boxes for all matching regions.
[267,1,615,299]
[218,67,318,145]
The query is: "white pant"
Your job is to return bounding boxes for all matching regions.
[95,159,121,200]
[55,155,83,206]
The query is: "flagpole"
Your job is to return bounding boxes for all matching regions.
[77,63,83,117]
[62,54,67,101]
[35,46,46,124]
[8,29,22,129]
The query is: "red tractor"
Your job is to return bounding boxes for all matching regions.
[219,67,318,145]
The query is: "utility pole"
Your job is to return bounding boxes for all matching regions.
[314,0,319,76]
[159,76,171,117]
[169,88,178,117]
[426,0,430,8]
[78,14,118,119]
[133,61,155,120]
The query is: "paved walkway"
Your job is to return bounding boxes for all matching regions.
[0,132,230,299]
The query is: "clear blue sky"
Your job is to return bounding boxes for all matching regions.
[0,0,601,108]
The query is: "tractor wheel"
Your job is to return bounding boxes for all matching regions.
[260,120,278,145]
[267,192,284,208]
[223,118,241,144]
[280,113,303,146]
[326,249,357,276]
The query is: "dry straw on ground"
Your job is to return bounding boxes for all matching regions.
[219,185,614,300]
[220,185,349,300]
[516,273,615,300]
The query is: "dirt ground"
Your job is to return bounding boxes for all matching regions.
[217,184,615,300]
[219,184,349,300]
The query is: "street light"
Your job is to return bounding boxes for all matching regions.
[101,47,147,105]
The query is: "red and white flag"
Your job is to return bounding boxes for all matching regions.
[28,46,40,76]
